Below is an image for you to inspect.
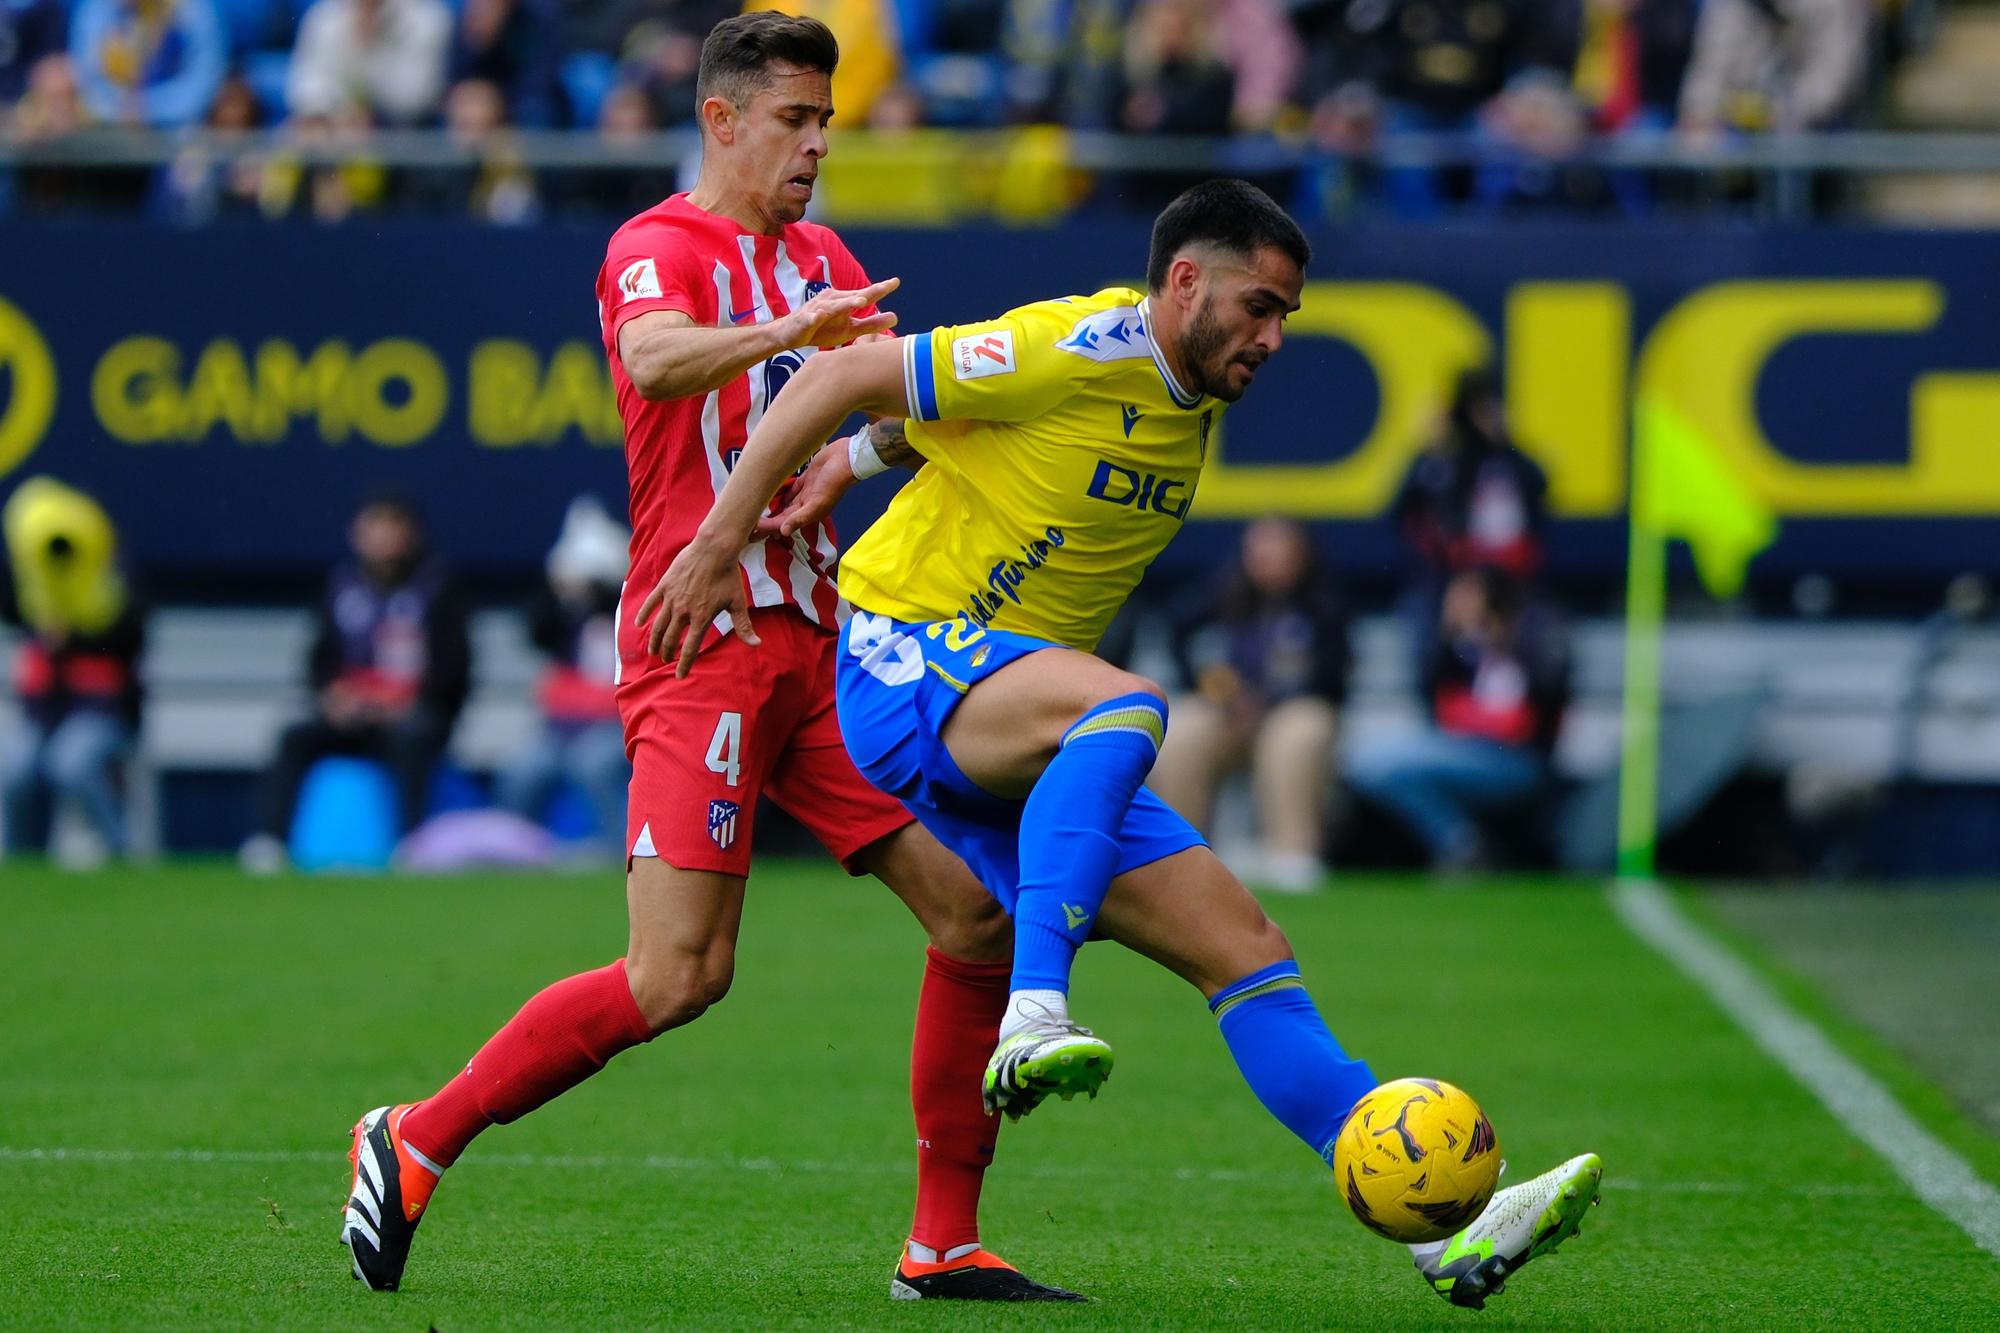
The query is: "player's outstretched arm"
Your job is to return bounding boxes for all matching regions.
[638,338,911,675]
[617,278,900,401]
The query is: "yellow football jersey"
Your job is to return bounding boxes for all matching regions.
[838,287,1219,651]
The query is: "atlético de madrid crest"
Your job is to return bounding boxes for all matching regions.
[708,799,740,850]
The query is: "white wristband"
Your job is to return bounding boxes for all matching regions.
[848,423,890,480]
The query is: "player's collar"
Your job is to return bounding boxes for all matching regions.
[1136,298,1204,411]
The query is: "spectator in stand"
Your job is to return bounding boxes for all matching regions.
[559,79,676,216]
[1346,566,1569,870]
[865,78,924,129]
[1394,366,1548,580]
[1677,0,1870,138]
[450,0,563,126]
[401,76,539,223]
[5,54,158,213]
[1391,363,1548,669]
[0,0,68,106]
[286,0,450,125]
[9,52,87,137]
[560,0,732,75]
[1148,517,1352,893]
[746,0,899,125]
[1003,0,1122,126]
[239,494,470,873]
[1211,0,1303,131]
[258,104,389,220]
[619,15,705,126]
[494,497,630,857]
[153,70,266,223]
[1572,0,1695,134]
[1304,0,1584,216]
[1564,0,1695,212]
[1115,0,1236,204]
[68,0,225,128]
[1120,0,1234,137]
[1,478,147,868]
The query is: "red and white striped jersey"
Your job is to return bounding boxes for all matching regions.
[596,194,874,670]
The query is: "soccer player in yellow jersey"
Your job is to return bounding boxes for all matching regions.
[642,180,1602,1308]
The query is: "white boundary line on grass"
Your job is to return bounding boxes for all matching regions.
[1610,876,2000,1260]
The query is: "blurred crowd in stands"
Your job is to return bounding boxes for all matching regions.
[0,0,1919,220]
[3,478,638,871]
[0,361,1571,882]
[1146,363,1569,887]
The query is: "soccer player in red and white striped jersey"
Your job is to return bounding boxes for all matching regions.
[339,13,1077,1302]
[601,191,861,639]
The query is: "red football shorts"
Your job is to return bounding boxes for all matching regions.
[616,604,911,876]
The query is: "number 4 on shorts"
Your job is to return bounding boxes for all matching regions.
[706,711,743,787]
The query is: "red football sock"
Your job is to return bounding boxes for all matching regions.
[908,946,1009,1254]
[399,959,654,1168]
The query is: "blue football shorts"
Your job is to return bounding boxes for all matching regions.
[833,607,1205,914]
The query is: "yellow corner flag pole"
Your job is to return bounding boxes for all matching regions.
[1616,490,1667,877]
[1617,396,1779,876]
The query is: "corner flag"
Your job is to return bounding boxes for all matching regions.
[1633,395,1778,599]
[1616,394,1779,875]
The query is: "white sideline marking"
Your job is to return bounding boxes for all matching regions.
[0,1146,1908,1199]
[1611,877,2000,1260]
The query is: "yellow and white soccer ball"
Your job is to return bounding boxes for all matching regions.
[1332,1078,1501,1244]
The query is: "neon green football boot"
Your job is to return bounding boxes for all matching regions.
[1412,1152,1603,1309]
[981,1022,1114,1120]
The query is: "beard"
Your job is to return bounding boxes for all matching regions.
[1178,296,1243,402]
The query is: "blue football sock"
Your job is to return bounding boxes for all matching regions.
[1211,961,1378,1165]
[1010,692,1167,994]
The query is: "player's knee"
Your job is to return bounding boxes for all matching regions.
[0,748,36,796]
[43,742,99,792]
[1068,674,1168,734]
[625,953,735,1034]
[1236,915,1296,982]
[928,893,1011,963]
[1199,908,1296,996]
[699,957,736,1008]
[1109,674,1168,712]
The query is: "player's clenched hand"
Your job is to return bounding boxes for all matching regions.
[756,438,855,538]
[637,539,759,678]
[783,277,901,349]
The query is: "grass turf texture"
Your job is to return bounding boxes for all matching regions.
[3,863,1996,1329]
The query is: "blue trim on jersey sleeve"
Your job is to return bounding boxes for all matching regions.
[905,331,940,421]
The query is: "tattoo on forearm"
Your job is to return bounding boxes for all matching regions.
[870,418,925,472]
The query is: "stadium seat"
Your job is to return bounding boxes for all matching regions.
[904,53,1005,128]
[216,0,290,52]
[543,781,600,843]
[428,762,486,816]
[560,52,619,131]
[888,0,933,57]
[241,50,292,120]
[290,756,398,872]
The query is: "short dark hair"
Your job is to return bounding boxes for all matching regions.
[356,491,420,529]
[695,12,840,113]
[1146,179,1311,292]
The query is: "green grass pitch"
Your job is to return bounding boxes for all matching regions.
[3,862,1996,1329]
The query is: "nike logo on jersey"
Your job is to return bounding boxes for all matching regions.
[1121,403,1142,438]
[730,306,758,324]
